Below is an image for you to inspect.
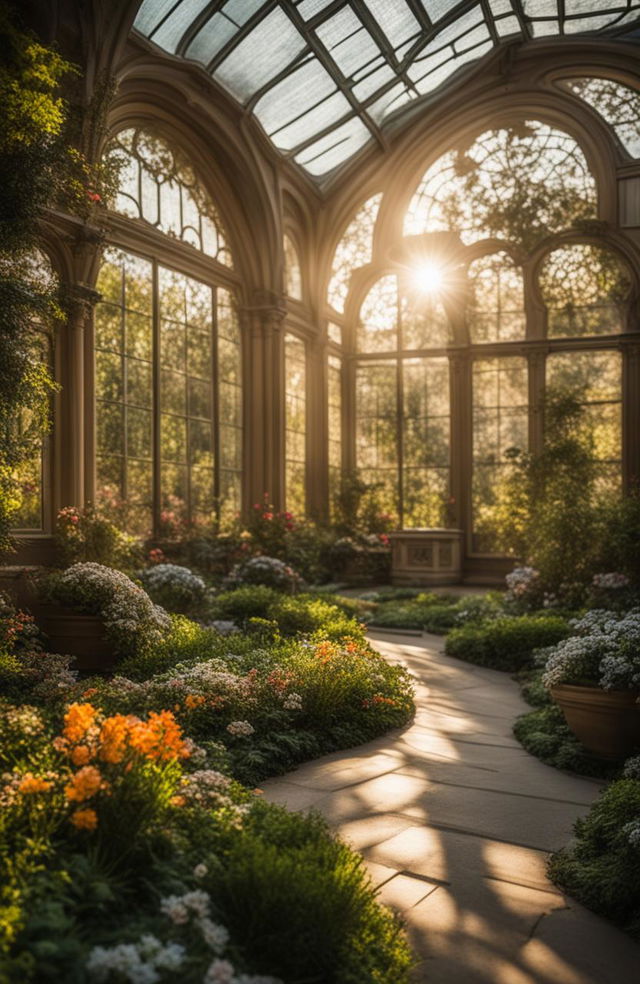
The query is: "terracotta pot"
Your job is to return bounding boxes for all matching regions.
[551,683,640,760]
[37,606,117,673]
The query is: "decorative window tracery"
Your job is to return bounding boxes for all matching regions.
[563,78,640,158]
[540,244,630,337]
[404,122,597,250]
[107,128,233,265]
[467,253,526,343]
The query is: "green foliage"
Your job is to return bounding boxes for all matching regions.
[369,592,503,634]
[513,705,616,779]
[549,779,640,938]
[54,505,143,571]
[445,614,570,672]
[205,803,413,983]
[210,587,364,640]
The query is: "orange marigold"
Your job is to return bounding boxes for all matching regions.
[70,808,98,831]
[63,703,98,744]
[65,765,104,802]
[18,773,53,795]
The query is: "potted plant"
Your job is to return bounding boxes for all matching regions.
[38,562,172,672]
[542,609,640,759]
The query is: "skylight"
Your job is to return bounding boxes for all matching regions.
[133,0,640,181]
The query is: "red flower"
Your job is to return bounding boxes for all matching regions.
[87,190,102,203]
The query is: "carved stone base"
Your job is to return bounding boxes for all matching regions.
[389,529,464,585]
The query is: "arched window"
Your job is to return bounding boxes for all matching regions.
[404,122,597,250]
[107,128,233,265]
[284,234,302,300]
[96,129,242,533]
[539,244,630,337]
[327,194,382,313]
[562,78,640,158]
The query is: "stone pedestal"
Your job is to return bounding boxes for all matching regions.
[389,529,464,585]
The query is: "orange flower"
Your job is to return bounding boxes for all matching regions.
[82,688,98,699]
[184,694,205,710]
[65,765,104,802]
[98,714,132,764]
[170,794,186,807]
[71,745,92,766]
[63,703,98,744]
[70,808,98,831]
[129,711,189,762]
[18,773,52,795]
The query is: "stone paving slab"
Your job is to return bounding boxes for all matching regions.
[261,631,640,983]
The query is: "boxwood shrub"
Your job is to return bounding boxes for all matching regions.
[444,615,570,671]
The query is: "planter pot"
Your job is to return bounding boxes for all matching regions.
[37,606,117,673]
[551,684,640,760]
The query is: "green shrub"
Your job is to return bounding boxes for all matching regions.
[204,803,414,983]
[445,615,570,671]
[369,593,504,634]
[210,586,280,624]
[549,778,640,938]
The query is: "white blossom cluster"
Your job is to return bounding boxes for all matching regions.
[592,572,630,590]
[138,564,206,609]
[622,819,640,849]
[505,566,540,598]
[180,769,232,808]
[226,556,301,591]
[623,756,640,780]
[542,609,640,690]
[226,720,254,737]
[0,702,44,737]
[51,563,172,654]
[282,692,302,711]
[86,934,185,984]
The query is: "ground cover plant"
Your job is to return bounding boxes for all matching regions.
[549,758,640,940]
[368,592,503,634]
[0,582,415,982]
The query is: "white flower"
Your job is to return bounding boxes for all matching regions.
[226,721,254,737]
[204,959,235,984]
[194,862,208,879]
[160,895,190,924]
[593,572,630,590]
[623,819,640,849]
[283,693,302,711]
[182,890,210,919]
[198,917,229,953]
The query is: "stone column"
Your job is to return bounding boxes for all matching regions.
[239,291,287,512]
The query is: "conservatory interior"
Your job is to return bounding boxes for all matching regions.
[2,1,640,982]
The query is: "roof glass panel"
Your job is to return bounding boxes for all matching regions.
[134,0,640,181]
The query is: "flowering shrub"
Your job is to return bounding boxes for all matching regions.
[137,563,207,613]
[542,609,640,690]
[42,562,172,657]
[225,556,303,593]
[55,504,142,569]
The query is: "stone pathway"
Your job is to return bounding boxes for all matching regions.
[262,630,640,983]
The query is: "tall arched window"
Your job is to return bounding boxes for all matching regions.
[284,234,302,300]
[328,194,382,313]
[96,128,242,533]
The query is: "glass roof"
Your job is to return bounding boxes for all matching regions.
[134,0,640,181]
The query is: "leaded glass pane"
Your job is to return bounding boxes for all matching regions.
[284,235,303,299]
[402,358,450,526]
[355,361,399,515]
[564,78,640,158]
[472,357,528,553]
[467,253,526,342]
[285,333,306,514]
[358,275,398,353]
[328,354,342,516]
[540,245,629,337]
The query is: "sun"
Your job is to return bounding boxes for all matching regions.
[409,260,445,295]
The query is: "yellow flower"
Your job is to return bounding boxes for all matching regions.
[70,808,98,831]
[18,773,52,795]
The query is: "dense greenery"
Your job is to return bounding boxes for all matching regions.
[0,577,415,982]
[549,775,640,939]
[444,614,570,672]
[513,702,617,779]
[368,592,501,634]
